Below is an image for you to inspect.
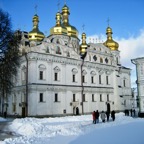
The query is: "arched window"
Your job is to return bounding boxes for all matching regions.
[82,70,87,83]
[100,57,103,63]
[89,55,91,61]
[67,51,70,57]
[123,78,127,87]
[90,71,96,83]
[116,57,119,64]
[38,64,46,80]
[54,66,61,81]
[105,58,108,63]
[56,46,61,54]
[56,39,60,44]
[93,55,97,61]
[46,46,49,53]
[72,68,78,82]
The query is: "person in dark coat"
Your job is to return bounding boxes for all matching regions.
[4,111,7,119]
[96,110,99,123]
[130,109,133,117]
[111,110,115,121]
[133,109,136,117]
[92,111,96,124]
[106,111,110,122]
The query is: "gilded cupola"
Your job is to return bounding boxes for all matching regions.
[28,14,45,41]
[50,11,67,35]
[103,26,119,51]
[61,4,78,38]
[80,33,88,59]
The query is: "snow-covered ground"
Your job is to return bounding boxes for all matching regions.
[0,113,144,144]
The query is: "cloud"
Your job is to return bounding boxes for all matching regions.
[117,29,144,87]
[117,29,144,68]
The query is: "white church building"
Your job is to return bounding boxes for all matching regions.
[7,4,132,117]
[132,57,144,117]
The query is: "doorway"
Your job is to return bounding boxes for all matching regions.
[22,107,25,118]
[107,103,111,113]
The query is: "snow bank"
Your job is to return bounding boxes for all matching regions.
[1,113,144,144]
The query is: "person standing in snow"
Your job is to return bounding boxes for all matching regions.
[106,111,110,122]
[92,111,96,124]
[130,109,133,117]
[100,111,106,123]
[96,110,99,123]
[133,109,136,117]
[111,110,115,121]
[4,111,7,118]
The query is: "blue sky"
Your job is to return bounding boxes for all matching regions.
[0,0,144,87]
[0,0,144,38]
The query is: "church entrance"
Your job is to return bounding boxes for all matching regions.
[73,107,79,115]
[76,107,79,115]
[107,103,111,113]
[22,107,25,118]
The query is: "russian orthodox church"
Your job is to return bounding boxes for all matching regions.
[7,4,132,117]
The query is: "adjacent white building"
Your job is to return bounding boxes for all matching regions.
[132,57,144,117]
[7,4,132,117]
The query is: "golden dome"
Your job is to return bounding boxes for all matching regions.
[80,32,88,58]
[28,14,45,41]
[50,12,67,35]
[61,4,78,38]
[62,4,70,15]
[103,26,119,51]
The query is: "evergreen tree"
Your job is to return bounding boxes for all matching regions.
[0,8,20,115]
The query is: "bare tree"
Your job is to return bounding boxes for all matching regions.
[0,8,20,115]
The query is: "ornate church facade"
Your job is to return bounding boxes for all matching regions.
[7,4,132,117]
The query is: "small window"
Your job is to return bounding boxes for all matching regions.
[73,74,75,82]
[100,57,103,63]
[12,104,16,112]
[123,79,126,87]
[105,58,108,63]
[106,76,109,85]
[93,55,97,61]
[73,94,76,102]
[82,75,85,83]
[39,93,43,102]
[67,52,70,57]
[56,39,60,44]
[107,94,109,101]
[116,57,119,64]
[83,94,86,102]
[91,76,94,83]
[92,94,94,102]
[40,71,43,80]
[55,73,58,81]
[99,75,101,84]
[89,55,91,61]
[100,94,102,102]
[46,47,49,53]
[124,100,126,106]
[55,93,58,102]
[56,46,61,54]
[25,41,29,46]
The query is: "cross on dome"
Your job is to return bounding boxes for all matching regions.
[107,17,110,26]
[35,4,38,14]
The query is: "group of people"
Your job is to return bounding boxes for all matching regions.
[92,110,115,124]
[125,109,136,117]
